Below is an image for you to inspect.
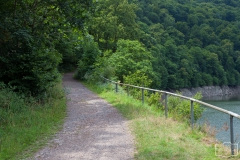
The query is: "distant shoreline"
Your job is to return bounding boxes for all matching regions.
[172,86,240,99]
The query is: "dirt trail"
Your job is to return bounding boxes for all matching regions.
[31,73,135,160]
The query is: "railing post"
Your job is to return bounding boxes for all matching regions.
[190,100,194,130]
[142,88,144,105]
[165,93,168,118]
[115,83,118,93]
[230,115,234,155]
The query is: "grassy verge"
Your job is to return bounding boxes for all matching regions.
[0,83,67,160]
[84,82,239,160]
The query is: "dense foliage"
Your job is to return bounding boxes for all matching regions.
[0,1,94,158]
[0,0,94,96]
[2,0,240,96]
[78,0,240,90]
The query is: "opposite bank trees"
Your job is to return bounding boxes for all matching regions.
[83,0,240,90]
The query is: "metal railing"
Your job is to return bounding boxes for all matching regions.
[102,77,240,155]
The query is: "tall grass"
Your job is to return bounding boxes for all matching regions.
[0,83,66,160]
[84,82,240,159]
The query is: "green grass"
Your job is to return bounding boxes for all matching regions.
[84,82,240,160]
[0,83,67,160]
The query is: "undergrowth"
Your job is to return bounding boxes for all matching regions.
[0,82,67,160]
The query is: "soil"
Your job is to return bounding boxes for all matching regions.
[30,73,135,160]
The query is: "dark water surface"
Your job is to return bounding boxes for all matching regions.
[198,95,240,144]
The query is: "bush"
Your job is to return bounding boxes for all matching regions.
[75,37,101,80]
[147,92,164,109]
[168,92,203,122]
[0,45,61,96]
[146,91,204,122]
[123,70,152,100]
[0,82,66,159]
[83,50,117,83]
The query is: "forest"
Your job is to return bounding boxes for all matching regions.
[0,0,99,97]
[77,0,240,90]
[1,0,240,95]
[1,0,240,158]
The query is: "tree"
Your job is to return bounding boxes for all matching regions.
[175,21,190,36]
[164,40,179,63]
[87,0,240,89]
[107,39,154,82]
[88,0,139,51]
[0,0,94,96]
[75,37,101,80]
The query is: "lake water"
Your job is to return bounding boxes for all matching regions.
[198,95,240,144]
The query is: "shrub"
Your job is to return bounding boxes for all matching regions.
[75,37,101,80]
[168,92,203,122]
[147,92,164,109]
[123,70,152,99]
[146,91,204,122]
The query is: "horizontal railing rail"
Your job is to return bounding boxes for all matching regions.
[102,76,240,155]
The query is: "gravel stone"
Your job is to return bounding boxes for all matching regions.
[30,73,135,160]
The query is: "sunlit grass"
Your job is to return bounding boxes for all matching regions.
[84,82,240,160]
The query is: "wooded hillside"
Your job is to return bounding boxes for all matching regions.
[1,0,240,94]
[79,0,240,90]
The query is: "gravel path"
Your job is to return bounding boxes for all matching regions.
[31,73,135,160]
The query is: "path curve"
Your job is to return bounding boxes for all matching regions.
[31,73,135,160]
